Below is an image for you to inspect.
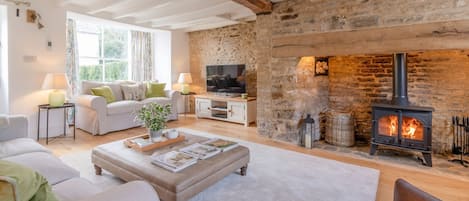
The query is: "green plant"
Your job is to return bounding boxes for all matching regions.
[135,103,171,131]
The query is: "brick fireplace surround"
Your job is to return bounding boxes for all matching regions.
[189,0,469,154]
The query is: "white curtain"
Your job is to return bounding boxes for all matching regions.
[66,18,79,96]
[131,31,153,81]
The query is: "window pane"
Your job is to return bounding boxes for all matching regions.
[103,28,128,59]
[105,60,128,81]
[79,59,103,81]
[77,32,100,58]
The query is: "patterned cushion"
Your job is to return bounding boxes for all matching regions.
[121,84,146,101]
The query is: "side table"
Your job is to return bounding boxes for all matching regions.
[180,92,196,118]
[37,103,76,144]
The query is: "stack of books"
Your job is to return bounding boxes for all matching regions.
[150,138,239,172]
[151,151,198,173]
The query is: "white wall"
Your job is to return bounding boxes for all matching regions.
[154,30,172,89]
[3,0,66,137]
[171,30,190,113]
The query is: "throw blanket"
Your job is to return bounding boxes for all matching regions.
[0,115,9,128]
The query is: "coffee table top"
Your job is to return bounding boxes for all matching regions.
[92,132,250,193]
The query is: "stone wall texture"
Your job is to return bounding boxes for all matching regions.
[188,22,257,97]
[189,0,469,153]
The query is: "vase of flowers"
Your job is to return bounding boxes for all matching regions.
[135,103,171,142]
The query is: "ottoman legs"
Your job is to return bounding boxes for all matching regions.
[94,164,103,175]
[240,164,248,176]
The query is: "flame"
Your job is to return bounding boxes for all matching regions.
[387,116,418,139]
[389,116,398,136]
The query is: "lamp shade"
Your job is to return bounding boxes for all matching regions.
[178,73,193,84]
[42,73,69,90]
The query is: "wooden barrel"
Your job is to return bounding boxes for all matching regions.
[326,112,355,147]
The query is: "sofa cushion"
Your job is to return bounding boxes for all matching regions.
[0,160,58,201]
[91,86,116,104]
[146,83,166,98]
[4,152,80,185]
[52,178,101,201]
[81,81,123,101]
[0,138,51,159]
[107,100,142,115]
[121,84,146,101]
[141,97,172,106]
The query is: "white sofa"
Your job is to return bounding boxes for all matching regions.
[0,115,160,201]
[75,81,179,135]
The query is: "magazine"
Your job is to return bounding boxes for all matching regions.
[202,138,239,152]
[180,143,221,160]
[151,151,197,172]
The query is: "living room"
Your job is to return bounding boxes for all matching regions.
[1,0,469,201]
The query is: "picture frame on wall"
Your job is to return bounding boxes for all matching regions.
[314,57,329,76]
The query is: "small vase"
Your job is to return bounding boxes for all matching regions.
[148,129,163,142]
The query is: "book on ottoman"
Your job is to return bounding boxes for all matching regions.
[180,143,221,160]
[202,138,239,152]
[151,151,197,172]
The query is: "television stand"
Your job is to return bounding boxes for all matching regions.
[195,95,256,127]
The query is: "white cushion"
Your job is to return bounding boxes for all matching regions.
[141,97,172,105]
[120,83,146,101]
[107,100,142,115]
[53,178,101,201]
[4,152,80,185]
[0,138,51,158]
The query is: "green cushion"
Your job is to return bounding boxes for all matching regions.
[91,86,116,103]
[0,160,58,201]
[146,83,166,98]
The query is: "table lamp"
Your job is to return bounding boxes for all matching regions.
[42,73,69,107]
[178,73,192,94]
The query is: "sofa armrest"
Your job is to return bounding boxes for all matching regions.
[0,115,28,142]
[75,95,107,111]
[165,90,179,100]
[79,181,159,201]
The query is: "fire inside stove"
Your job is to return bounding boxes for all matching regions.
[378,115,424,140]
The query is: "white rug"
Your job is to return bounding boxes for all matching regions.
[61,128,380,201]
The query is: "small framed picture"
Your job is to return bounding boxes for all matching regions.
[314,57,329,76]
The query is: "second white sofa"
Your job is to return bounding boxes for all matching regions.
[75,81,179,135]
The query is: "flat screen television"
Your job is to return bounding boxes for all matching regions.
[206,64,246,94]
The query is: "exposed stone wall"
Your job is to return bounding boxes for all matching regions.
[255,0,469,152]
[329,51,469,153]
[271,0,469,36]
[188,22,257,97]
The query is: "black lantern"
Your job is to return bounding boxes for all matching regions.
[299,114,315,149]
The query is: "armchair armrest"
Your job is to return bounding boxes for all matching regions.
[0,176,18,201]
[164,90,179,100]
[0,115,28,142]
[75,95,107,110]
[79,181,159,201]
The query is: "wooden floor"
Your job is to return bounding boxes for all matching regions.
[42,115,469,201]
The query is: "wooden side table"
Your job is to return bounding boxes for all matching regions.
[180,92,196,117]
[37,103,76,144]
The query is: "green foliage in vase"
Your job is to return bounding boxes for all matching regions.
[135,103,171,131]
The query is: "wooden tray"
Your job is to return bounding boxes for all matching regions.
[124,134,185,152]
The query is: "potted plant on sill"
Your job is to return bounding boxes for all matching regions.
[135,103,171,142]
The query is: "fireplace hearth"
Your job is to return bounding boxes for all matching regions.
[370,53,434,167]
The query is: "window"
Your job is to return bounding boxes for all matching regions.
[77,21,130,81]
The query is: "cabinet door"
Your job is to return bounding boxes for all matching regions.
[227,102,246,123]
[196,98,211,118]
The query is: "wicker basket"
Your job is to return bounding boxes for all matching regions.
[326,112,355,147]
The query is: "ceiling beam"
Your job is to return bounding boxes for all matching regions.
[135,0,229,24]
[87,0,126,15]
[272,19,469,57]
[112,0,173,20]
[232,0,272,14]
[149,2,244,28]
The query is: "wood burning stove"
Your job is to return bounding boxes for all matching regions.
[370,53,434,167]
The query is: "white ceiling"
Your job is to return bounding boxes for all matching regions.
[58,0,269,32]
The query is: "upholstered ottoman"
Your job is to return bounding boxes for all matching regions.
[92,133,250,201]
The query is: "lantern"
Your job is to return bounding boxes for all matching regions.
[299,114,315,149]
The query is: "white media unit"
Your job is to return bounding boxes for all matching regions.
[195,95,256,127]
